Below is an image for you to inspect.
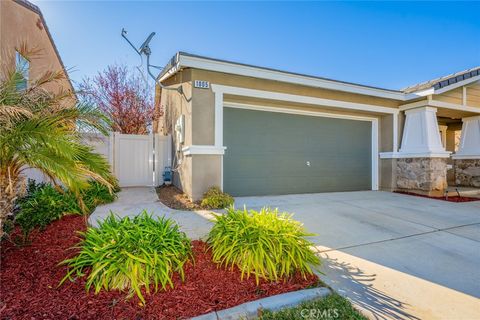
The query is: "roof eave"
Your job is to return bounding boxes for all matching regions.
[158,52,412,101]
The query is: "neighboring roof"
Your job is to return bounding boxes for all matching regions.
[13,0,76,95]
[402,66,480,93]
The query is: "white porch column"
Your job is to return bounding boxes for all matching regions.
[452,115,480,159]
[399,107,450,157]
[393,107,450,194]
[452,116,480,187]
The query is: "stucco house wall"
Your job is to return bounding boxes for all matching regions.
[0,0,73,95]
[156,52,479,200]
[157,67,404,200]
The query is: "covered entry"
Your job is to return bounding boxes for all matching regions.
[223,106,374,196]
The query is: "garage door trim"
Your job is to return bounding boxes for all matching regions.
[222,102,379,192]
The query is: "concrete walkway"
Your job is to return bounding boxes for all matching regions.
[235,191,480,320]
[89,187,213,239]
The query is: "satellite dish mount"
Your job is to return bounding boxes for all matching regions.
[121,28,183,94]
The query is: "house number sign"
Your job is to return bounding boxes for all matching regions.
[194,80,210,89]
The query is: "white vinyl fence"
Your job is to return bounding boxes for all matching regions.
[26,132,172,187]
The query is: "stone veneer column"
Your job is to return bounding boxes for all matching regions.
[396,158,448,192]
[452,116,480,187]
[387,107,450,194]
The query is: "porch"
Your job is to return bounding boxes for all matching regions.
[380,73,480,196]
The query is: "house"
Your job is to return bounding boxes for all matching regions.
[1,0,76,183]
[0,0,74,96]
[156,53,480,201]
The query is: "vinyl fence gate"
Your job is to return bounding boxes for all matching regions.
[84,132,172,187]
[25,133,172,188]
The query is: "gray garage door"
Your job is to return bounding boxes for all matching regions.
[223,107,372,196]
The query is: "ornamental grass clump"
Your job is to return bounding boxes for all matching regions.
[201,186,234,209]
[207,207,321,284]
[60,211,192,304]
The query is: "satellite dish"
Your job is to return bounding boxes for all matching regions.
[139,32,156,55]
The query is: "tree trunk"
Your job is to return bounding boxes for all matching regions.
[0,166,25,239]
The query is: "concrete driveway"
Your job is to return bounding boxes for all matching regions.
[234,191,480,320]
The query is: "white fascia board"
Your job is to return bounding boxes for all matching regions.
[177,55,408,101]
[182,145,226,155]
[399,99,480,114]
[429,100,480,114]
[158,65,181,83]
[160,53,478,102]
[433,76,480,95]
[212,84,399,115]
[405,77,480,97]
[410,88,435,97]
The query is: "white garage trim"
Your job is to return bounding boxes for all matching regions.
[182,145,226,155]
[224,102,379,122]
[223,103,380,191]
[212,84,398,155]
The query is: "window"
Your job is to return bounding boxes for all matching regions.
[15,51,29,90]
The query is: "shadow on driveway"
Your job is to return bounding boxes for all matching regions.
[321,253,420,320]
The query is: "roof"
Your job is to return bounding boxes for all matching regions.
[158,52,480,101]
[13,0,76,96]
[402,66,480,93]
[157,52,408,101]
[159,52,402,93]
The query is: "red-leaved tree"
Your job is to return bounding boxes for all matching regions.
[79,64,161,134]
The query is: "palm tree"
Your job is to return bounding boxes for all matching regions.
[0,48,115,238]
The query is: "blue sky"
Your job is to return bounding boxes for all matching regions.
[33,1,479,90]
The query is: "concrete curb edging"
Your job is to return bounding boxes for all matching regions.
[190,287,331,320]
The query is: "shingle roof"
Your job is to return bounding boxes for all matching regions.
[402,66,480,93]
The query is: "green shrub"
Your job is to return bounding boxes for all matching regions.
[15,180,117,240]
[208,207,321,284]
[81,180,117,211]
[201,187,234,209]
[15,182,81,239]
[60,211,192,304]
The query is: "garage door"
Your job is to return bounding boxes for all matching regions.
[223,107,372,196]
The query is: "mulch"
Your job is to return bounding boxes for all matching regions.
[156,185,202,211]
[394,191,480,202]
[0,215,319,320]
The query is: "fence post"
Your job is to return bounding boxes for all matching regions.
[108,132,115,174]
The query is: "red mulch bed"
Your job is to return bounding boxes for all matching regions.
[395,191,480,202]
[0,216,319,320]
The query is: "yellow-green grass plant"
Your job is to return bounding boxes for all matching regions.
[201,186,234,209]
[60,211,192,304]
[207,207,321,284]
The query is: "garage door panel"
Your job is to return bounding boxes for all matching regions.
[224,108,372,197]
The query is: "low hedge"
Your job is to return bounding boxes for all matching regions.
[60,211,192,304]
[201,187,234,209]
[14,180,117,240]
[208,207,321,283]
